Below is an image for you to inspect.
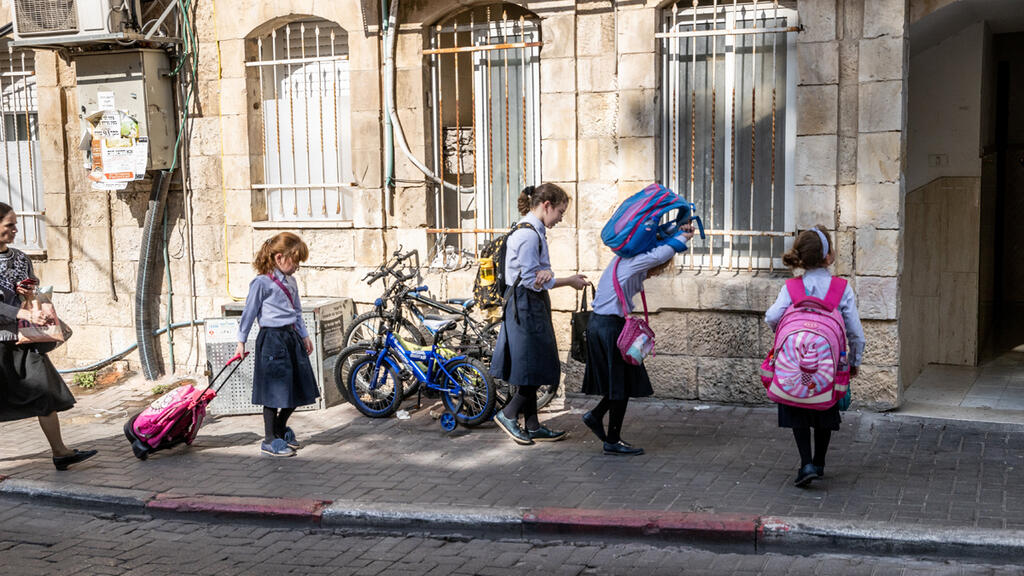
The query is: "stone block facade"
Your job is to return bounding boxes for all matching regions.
[15,0,909,411]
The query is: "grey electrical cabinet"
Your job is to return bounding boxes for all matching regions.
[74,49,176,169]
[204,297,355,416]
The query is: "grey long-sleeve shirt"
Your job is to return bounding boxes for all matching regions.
[237,269,309,342]
[504,212,552,292]
[591,245,677,316]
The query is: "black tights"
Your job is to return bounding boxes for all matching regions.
[263,407,295,443]
[502,387,540,431]
[591,397,629,444]
[792,427,832,468]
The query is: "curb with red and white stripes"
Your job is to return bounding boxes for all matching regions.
[3,475,1024,560]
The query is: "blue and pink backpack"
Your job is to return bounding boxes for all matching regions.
[601,183,704,258]
[760,277,851,410]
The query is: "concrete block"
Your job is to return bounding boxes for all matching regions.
[856,181,900,229]
[798,41,840,85]
[797,84,839,136]
[794,185,837,229]
[858,81,903,133]
[797,0,837,43]
[835,229,855,277]
[577,139,618,182]
[863,0,906,39]
[352,187,384,228]
[62,324,112,361]
[839,136,858,185]
[698,275,751,311]
[618,53,656,90]
[645,354,698,399]
[645,271,699,311]
[577,12,615,57]
[696,357,768,405]
[616,8,656,54]
[541,93,576,140]
[839,80,858,137]
[578,92,618,138]
[855,227,899,275]
[795,135,838,186]
[852,364,899,410]
[618,89,658,138]
[862,320,899,366]
[578,56,618,93]
[541,14,575,59]
[540,58,576,93]
[854,275,897,320]
[859,36,905,82]
[576,180,619,228]
[225,225,253,263]
[542,139,576,182]
[618,138,655,181]
[838,183,857,228]
[857,132,901,184]
[687,312,760,357]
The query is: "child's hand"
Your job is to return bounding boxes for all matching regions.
[565,274,589,290]
[303,336,313,355]
[535,269,554,288]
[235,342,245,358]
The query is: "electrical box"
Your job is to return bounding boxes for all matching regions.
[11,0,144,46]
[203,297,355,416]
[75,49,175,170]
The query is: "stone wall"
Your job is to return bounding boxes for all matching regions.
[23,0,907,410]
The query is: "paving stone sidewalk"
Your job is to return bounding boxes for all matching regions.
[1,376,1022,531]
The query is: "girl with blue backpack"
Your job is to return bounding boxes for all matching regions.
[579,225,694,456]
[491,183,589,446]
[765,226,865,487]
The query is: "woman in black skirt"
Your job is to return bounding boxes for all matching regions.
[236,232,319,457]
[0,202,96,471]
[491,184,589,446]
[581,227,694,455]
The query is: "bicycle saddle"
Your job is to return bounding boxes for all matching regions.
[422,318,458,334]
[446,298,476,310]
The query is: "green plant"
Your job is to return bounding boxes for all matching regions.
[72,372,96,389]
[151,383,175,396]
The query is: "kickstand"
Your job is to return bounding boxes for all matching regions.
[416,384,422,410]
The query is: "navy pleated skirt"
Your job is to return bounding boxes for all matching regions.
[252,326,319,409]
[490,287,560,388]
[581,313,654,400]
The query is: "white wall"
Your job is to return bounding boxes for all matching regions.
[907,22,985,191]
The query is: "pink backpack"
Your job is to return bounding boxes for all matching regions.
[131,384,216,449]
[612,258,655,366]
[760,277,850,410]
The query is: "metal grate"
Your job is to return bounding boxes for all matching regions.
[14,0,79,35]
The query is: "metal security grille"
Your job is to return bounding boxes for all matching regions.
[0,43,43,251]
[425,3,541,267]
[660,1,798,270]
[248,18,353,221]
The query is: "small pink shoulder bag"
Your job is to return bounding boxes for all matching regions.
[612,258,656,366]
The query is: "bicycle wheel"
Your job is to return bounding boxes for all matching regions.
[344,348,403,418]
[332,343,377,403]
[536,383,558,410]
[440,357,495,427]
[345,311,425,348]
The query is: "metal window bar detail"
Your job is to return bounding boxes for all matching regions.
[251,19,353,221]
[660,1,798,271]
[0,42,42,251]
[427,4,542,268]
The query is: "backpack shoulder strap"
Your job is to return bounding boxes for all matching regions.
[612,258,630,316]
[822,277,848,312]
[785,278,807,304]
[514,221,543,254]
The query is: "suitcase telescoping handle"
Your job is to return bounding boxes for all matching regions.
[209,351,250,394]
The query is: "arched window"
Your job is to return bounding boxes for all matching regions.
[0,41,42,251]
[427,3,541,259]
[660,1,798,269]
[248,18,352,221]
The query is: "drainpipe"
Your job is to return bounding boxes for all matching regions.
[382,0,394,192]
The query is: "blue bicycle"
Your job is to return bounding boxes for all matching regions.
[339,283,496,429]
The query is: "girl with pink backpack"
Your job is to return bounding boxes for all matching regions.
[579,224,695,456]
[764,226,865,487]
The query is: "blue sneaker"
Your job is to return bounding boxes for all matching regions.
[283,427,301,450]
[260,438,295,457]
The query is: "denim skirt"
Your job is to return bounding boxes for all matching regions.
[252,326,319,409]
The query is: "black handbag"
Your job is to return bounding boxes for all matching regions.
[570,285,594,364]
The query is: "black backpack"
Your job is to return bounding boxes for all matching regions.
[474,222,541,309]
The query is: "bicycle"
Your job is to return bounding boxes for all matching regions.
[338,282,497,431]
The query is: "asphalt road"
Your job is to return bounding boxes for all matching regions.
[2,499,1021,576]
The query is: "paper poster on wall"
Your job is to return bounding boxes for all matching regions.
[85,109,148,191]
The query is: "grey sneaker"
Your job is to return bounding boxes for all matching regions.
[261,438,296,457]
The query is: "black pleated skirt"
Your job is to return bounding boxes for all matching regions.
[581,313,654,400]
[490,287,560,388]
[0,343,75,422]
[777,403,841,430]
[252,326,320,409]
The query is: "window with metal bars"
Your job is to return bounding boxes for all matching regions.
[426,3,541,265]
[0,42,43,251]
[660,1,799,270]
[248,18,353,222]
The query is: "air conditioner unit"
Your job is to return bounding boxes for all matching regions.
[11,0,143,46]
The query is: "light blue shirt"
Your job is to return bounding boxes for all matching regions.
[237,269,309,341]
[504,213,552,292]
[592,245,676,316]
[764,267,866,366]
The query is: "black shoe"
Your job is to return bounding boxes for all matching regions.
[582,411,606,442]
[494,411,533,445]
[53,449,97,471]
[814,464,825,478]
[528,425,567,442]
[794,463,817,487]
[603,441,644,456]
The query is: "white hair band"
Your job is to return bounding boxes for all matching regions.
[810,227,829,259]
